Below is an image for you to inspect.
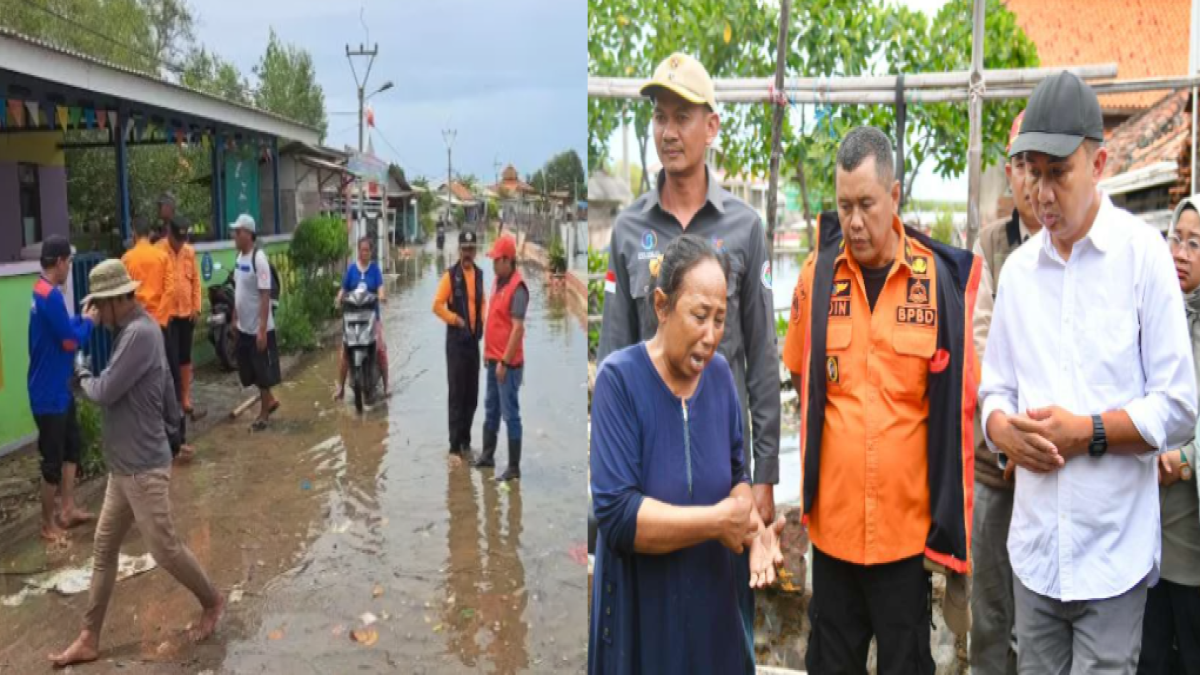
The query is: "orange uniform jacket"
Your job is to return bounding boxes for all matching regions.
[782,212,980,572]
[157,239,202,319]
[121,239,174,327]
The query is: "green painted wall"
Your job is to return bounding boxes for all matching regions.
[0,272,37,449]
[0,240,290,451]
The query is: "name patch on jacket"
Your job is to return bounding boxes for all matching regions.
[897,306,935,326]
[830,298,851,318]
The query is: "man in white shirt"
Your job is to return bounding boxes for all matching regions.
[979,71,1198,673]
[229,214,281,431]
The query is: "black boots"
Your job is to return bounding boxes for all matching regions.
[472,429,498,468]
[496,438,521,482]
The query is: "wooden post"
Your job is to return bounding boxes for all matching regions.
[766,0,792,262]
[965,0,985,251]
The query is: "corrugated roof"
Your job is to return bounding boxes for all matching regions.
[0,26,319,139]
[1002,0,1189,111]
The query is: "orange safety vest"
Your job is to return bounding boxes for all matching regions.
[485,269,527,367]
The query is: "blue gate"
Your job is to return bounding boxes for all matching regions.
[71,252,114,373]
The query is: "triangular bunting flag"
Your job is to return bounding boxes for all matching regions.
[0,98,6,128]
[56,106,69,131]
[96,109,107,130]
[68,107,82,128]
[108,111,118,132]
[24,102,39,128]
[125,116,136,142]
[83,109,95,129]
[8,100,26,127]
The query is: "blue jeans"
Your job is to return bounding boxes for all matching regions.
[484,361,522,441]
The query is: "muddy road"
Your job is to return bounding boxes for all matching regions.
[0,237,589,674]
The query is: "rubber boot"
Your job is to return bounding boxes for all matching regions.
[473,429,498,468]
[496,438,521,482]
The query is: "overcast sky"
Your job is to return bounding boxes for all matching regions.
[191,0,585,183]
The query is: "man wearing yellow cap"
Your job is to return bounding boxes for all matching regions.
[595,53,780,672]
[968,110,1042,675]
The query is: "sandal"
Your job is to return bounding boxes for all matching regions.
[267,400,281,417]
[249,418,269,432]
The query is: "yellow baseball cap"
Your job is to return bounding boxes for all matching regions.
[640,53,716,110]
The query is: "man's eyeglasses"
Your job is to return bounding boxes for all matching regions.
[1168,234,1200,257]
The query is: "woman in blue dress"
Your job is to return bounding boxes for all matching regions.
[334,236,388,399]
[589,234,784,675]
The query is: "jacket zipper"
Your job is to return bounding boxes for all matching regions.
[682,398,693,499]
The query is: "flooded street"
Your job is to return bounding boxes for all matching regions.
[0,234,589,673]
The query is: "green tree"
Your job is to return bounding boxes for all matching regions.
[182,48,251,105]
[141,0,196,70]
[253,29,328,141]
[530,149,586,199]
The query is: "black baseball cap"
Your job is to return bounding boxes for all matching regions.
[40,235,72,264]
[459,230,478,247]
[1010,71,1104,159]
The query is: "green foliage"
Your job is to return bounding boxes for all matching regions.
[932,208,955,245]
[588,0,1038,207]
[548,237,568,274]
[77,398,105,478]
[181,47,251,104]
[253,29,329,141]
[587,249,608,357]
[276,293,317,352]
[291,216,351,269]
[530,150,586,198]
[487,199,500,222]
[776,314,789,339]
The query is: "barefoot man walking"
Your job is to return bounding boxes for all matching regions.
[50,260,223,667]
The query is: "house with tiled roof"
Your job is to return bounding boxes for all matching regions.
[1097,89,1194,230]
[1002,0,1190,129]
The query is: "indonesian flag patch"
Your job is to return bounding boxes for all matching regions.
[605,269,616,294]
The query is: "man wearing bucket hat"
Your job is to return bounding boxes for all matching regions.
[50,260,223,668]
[967,109,1042,675]
[471,233,527,481]
[597,52,780,667]
[433,229,485,454]
[979,71,1198,673]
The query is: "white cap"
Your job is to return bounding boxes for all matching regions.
[229,214,256,233]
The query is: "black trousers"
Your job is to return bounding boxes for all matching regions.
[807,546,935,675]
[161,325,186,449]
[1138,578,1200,675]
[446,338,480,450]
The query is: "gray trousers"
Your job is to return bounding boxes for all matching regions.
[970,482,1017,675]
[1013,573,1149,675]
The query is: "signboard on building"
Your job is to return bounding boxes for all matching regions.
[347,153,388,184]
[225,156,261,226]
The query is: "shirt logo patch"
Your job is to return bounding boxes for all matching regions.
[833,279,851,297]
[761,261,772,290]
[604,269,616,294]
[911,256,929,275]
[791,290,801,323]
[897,306,936,327]
[649,255,663,278]
[830,298,851,318]
[711,236,726,253]
[827,356,839,384]
[907,278,930,305]
[642,231,658,250]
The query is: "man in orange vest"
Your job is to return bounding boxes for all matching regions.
[158,217,206,424]
[121,216,184,459]
[471,234,527,481]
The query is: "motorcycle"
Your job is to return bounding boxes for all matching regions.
[342,283,384,413]
[206,271,237,371]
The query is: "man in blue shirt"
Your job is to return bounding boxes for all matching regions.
[27,235,96,543]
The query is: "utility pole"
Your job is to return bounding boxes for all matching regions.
[346,43,379,154]
[443,128,457,224]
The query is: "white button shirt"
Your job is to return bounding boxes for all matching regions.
[979,194,1198,602]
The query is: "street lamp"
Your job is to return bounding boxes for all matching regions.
[368,81,394,99]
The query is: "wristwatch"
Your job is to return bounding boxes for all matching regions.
[1180,451,1193,481]
[1088,414,1108,458]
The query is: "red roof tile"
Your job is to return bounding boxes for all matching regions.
[1101,89,1190,179]
[1002,0,1190,111]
